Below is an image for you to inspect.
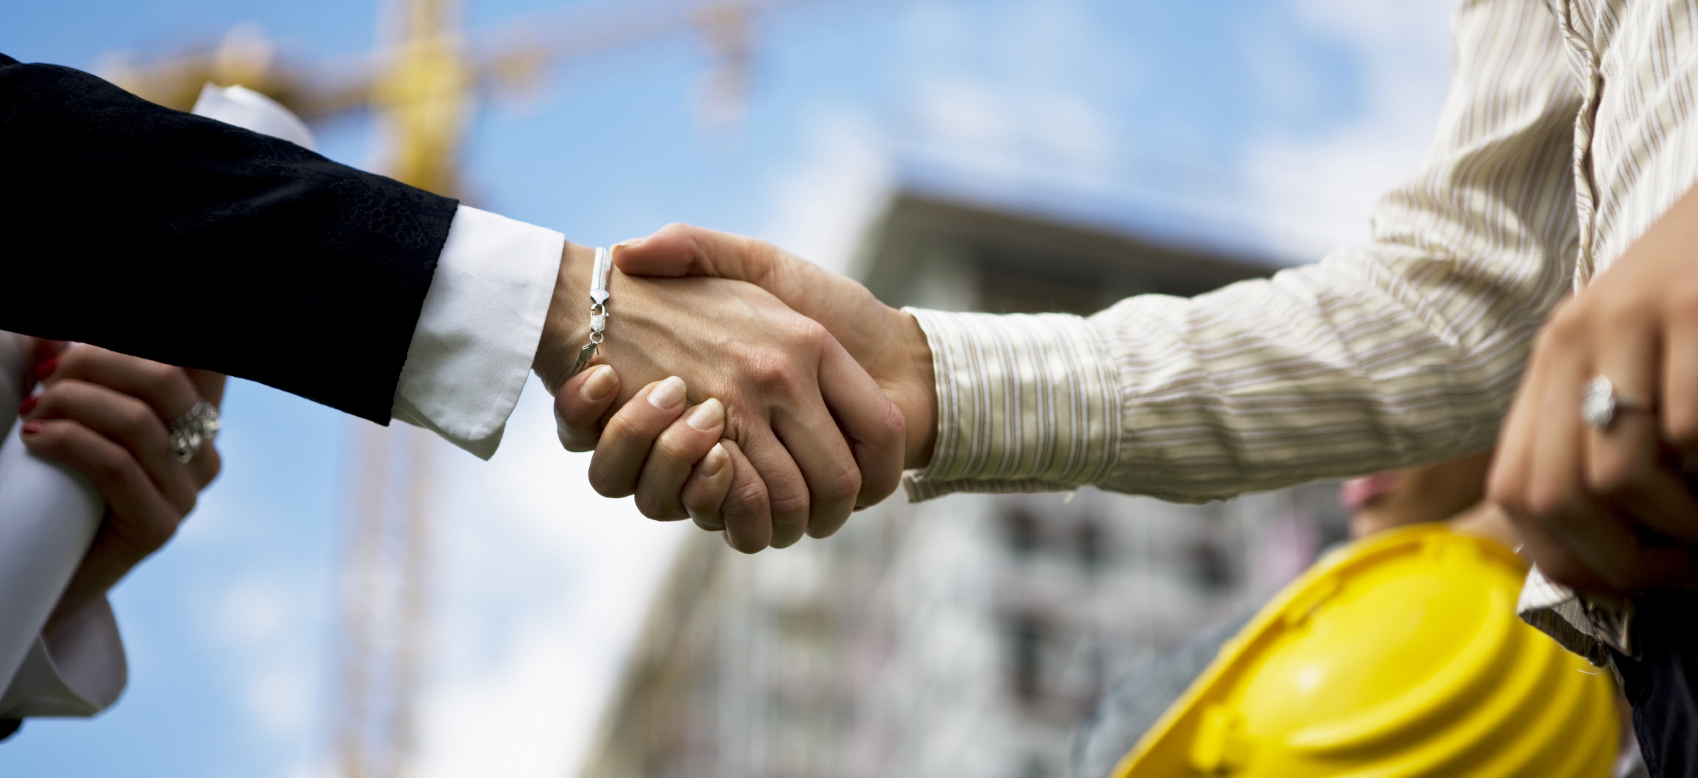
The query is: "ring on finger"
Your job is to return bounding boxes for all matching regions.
[1580,376,1655,431]
[168,401,222,464]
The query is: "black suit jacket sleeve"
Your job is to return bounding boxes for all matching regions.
[0,53,460,423]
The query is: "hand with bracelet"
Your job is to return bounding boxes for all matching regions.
[534,240,907,552]
[550,225,938,537]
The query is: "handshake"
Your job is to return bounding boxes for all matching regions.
[532,224,938,553]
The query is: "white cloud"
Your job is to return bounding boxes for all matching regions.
[206,574,319,742]
[406,376,686,778]
[1239,0,1455,259]
[762,107,893,274]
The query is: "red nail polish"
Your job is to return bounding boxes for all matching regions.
[33,357,56,382]
[20,421,41,435]
[17,396,35,415]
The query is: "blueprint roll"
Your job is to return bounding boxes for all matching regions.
[0,335,103,698]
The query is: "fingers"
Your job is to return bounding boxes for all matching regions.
[681,442,734,530]
[770,403,860,543]
[732,424,809,550]
[634,399,726,520]
[24,379,201,512]
[716,439,772,551]
[815,337,905,516]
[21,418,190,626]
[1525,344,1665,592]
[1586,325,1698,542]
[587,376,688,497]
[1665,297,1698,461]
[555,365,621,451]
[20,419,184,559]
[26,338,70,377]
[42,346,201,423]
[185,369,228,408]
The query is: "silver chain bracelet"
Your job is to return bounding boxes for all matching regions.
[566,246,612,379]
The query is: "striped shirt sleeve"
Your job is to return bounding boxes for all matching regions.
[904,0,1583,502]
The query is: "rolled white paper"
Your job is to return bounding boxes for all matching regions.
[0,336,103,697]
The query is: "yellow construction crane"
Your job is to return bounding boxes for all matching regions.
[104,1,808,776]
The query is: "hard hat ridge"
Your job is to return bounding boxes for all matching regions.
[1111,525,1619,778]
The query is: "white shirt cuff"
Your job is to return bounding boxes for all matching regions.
[0,598,126,718]
[392,205,565,459]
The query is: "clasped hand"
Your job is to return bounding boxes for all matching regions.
[535,226,935,553]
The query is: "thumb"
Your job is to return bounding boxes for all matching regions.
[612,223,784,286]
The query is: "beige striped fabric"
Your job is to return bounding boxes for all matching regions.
[905,0,1698,506]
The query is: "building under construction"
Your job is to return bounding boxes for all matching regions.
[579,191,1351,778]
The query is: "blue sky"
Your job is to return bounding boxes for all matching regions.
[1,1,1454,776]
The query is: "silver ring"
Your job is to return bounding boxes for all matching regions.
[168,401,222,464]
[1580,376,1652,431]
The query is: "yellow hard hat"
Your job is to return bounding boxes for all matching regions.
[1111,524,1618,778]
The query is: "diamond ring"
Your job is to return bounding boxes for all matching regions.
[1580,376,1652,431]
[168,401,222,464]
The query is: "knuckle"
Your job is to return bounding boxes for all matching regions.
[1485,459,1517,504]
[727,479,767,512]
[877,401,906,444]
[1665,410,1698,451]
[197,447,223,486]
[587,466,633,499]
[690,512,726,532]
[724,526,768,554]
[633,492,674,520]
[1586,455,1649,499]
[93,450,134,485]
[559,432,596,453]
[742,347,793,388]
[785,316,830,349]
[653,435,703,467]
[146,360,179,385]
[823,463,862,503]
[1521,479,1574,521]
[1533,550,1598,591]
[769,490,811,522]
[598,414,640,449]
[1594,296,1645,332]
[1538,306,1585,350]
[121,398,157,434]
[176,490,199,517]
[132,512,183,553]
[554,391,601,427]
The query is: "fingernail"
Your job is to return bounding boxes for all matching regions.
[614,238,646,252]
[580,365,617,402]
[687,399,725,432]
[648,376,686,410]
[17,396,36,415]
[20,421,41,435]
[33,357,56,382]
[699,442,729,478]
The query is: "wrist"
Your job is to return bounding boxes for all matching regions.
[892,308,937,469]
[535,242,600,392]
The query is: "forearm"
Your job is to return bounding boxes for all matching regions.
[906,0,1581,502]
[0,54,455,422]
[1089,247,1558,500]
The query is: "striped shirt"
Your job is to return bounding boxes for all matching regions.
[905,0,1698,506]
